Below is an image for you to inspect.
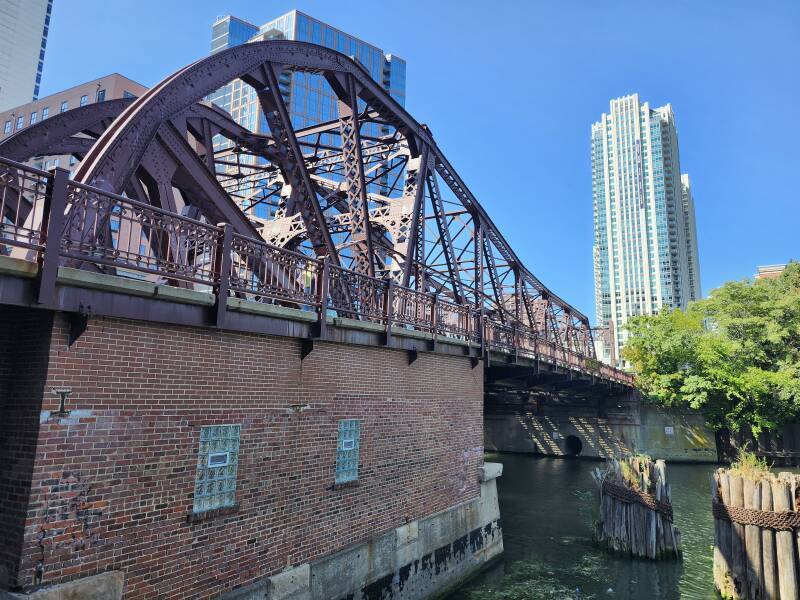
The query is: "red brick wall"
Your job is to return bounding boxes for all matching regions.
[15,314,483,598]
[0,306,53,590]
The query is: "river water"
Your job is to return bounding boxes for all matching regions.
[451,453,717,600]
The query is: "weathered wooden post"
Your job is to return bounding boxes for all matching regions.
[712,464,800,599]
[592,455,682,560]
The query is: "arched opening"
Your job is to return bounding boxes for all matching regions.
[564,435,583,457]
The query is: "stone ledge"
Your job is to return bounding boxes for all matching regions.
[333,316,385,333]
[57,266,156,297]
[56,267,216,307]
[2,571,124,600]
[479,462,503,482]
[0,255,38,278]
[227,297,318,322]
[186,504,240,524]
[154,284,214,306]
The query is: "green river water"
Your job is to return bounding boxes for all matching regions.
[449,453,718,599]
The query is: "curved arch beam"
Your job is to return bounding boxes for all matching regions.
[70,40,591,341]
[0,98,134,162]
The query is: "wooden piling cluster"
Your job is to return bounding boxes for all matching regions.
[592,455,682,560]
[712,469,800,599]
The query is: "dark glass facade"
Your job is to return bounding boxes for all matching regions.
[207,11,407,218]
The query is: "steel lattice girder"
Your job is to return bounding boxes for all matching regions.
[1,40,596,357]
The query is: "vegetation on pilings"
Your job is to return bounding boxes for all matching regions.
[728,445,770,479]
[622,262,800,434]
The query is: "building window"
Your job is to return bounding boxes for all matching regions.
[69,155,76,166]
[41,107,49,119]
[60,101,68,113]
[30,112,37,125]
[123,90,136,99]
[3,121,10,134]
[16,116,24,130]
[53,158,59,168]
[193,424,240,513]
[79,95,88,107]
[335,419,360,484]
[96,89,106,102]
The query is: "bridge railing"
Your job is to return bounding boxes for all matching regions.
[229,232,321,309]
[0,157,51,255]
[0,157,634,386]
[62,179,222,286]
[328,264,388,323]
[391,286,434,332]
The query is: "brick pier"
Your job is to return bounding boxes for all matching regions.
[0,305,501,599]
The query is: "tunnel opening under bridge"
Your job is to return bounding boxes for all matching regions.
[564,435,583,457]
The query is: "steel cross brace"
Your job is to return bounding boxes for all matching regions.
[250,63,338,263]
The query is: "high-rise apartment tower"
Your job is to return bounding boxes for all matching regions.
[592,93,701,365]
[0,0,52,111]
[680,174,701,302]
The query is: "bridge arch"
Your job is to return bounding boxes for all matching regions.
[1,40,596,356]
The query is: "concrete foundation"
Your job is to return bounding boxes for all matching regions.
[1,572,125,600]
[222,463,503,600]
[637,404,716,461]
[485,399,716,462]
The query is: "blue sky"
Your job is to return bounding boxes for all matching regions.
[41,1,799,321]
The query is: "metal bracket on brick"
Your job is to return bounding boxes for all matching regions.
[407,349,418,365]
[67,305,91,346]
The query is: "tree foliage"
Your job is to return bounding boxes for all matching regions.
[622,262,800,433]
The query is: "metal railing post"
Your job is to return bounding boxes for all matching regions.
[430,292,438,352]
[479,311,486,357]
[385,277,394,346]
[317,256,330,339]
[37,167,70,306]
[213,223,232,327]
[512,322,518,362]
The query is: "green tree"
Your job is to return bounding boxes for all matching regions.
[622,262,800,433]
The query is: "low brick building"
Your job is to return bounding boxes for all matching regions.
[0,305,502,599]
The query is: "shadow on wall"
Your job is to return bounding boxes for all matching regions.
[484,404,717,462]
[483,412,634,459]
[638,405,716,462]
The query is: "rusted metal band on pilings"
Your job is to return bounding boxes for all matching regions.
[712,500,800,530]
[601,480,674,522]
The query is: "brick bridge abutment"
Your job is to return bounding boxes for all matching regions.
[0,305,501,600]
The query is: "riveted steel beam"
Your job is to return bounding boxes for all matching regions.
[248,63,338,262]
[328,72,375,276]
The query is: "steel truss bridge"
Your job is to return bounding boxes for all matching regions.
[0,41,631,386]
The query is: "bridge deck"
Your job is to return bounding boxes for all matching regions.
[0,156,632,387]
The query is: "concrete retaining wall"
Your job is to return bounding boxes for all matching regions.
[485,401,716,462]
[637,404,716,462]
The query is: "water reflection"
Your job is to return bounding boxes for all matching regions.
[452,454,716,599]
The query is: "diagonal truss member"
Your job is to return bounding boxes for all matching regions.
[332,73,375,276]
[247,63,338,262]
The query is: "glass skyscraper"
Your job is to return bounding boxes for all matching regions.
[208,11,407,218]
[592,94,701,365]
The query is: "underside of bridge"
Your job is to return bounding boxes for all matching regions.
[483,355,640,459]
